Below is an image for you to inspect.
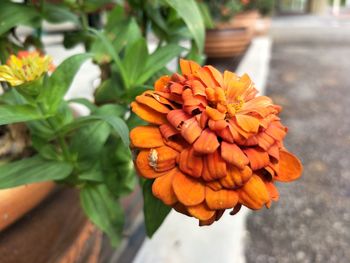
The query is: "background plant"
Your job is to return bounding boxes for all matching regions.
[0,0,205,243]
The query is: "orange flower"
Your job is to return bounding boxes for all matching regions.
[130,59,302,225]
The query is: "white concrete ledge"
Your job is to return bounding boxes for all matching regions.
[133,36,272,263]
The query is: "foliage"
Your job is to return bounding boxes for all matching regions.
[201,0,244,23]
[244,0,276,15]
[0,0,205,244]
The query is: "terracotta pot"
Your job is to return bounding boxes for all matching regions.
[232,10,260,36]
[205,27,251,58]
[0,181,55,231]
[254,16,271,36]
[0,188,102,263]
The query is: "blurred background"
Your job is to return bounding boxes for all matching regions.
[0,0,349,262]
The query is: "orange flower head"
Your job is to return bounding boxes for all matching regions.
[130,59,303,225]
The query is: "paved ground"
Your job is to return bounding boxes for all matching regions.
[245,16,350,263]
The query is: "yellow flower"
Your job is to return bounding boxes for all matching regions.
[0,51,53,87]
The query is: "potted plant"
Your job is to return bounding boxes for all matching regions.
[201,0,253,58]
[0,0,206,259]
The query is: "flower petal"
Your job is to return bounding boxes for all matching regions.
[257,132,275,151]
[136,94,171,114]
[238,175,270,210]
[236,114,260,133]
[152,168,178,205]
[275,150,303,182]
[130,126,164,148]
[205,106,226,121]
[205,187,238,210]
[154,75,170,92]
[220,165,252,189]
[149,146,179,172]
[131,102,167,125]
[244,148,270,170]
[135,150,166,179]
[180,59,201,76]
[202,150,227,181]
[178,147,203,178]
[172,170,205,206]
[221,141,249,169]
[187,202,216,221]
[167,109,191,129]
[264,181,279,202]
[193,129,220,154]
[208,119,227,131]
[159,123,179,139]
[181,117,203,144]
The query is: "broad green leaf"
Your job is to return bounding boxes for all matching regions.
[197,2,215,29]
[39,53,91,113]
[123,38,148,87]
[80,184,124,246]
[0,104,45,125]
[42,3,80,25]
[58,115,129,147]
[136,44,185,84]
[89,29,129,89]
[0,156,73,189]
[70,121,110,160]
[143,180,171,237]
[0,2,39,35]
[95,104,126,118]
[164,0,205,52]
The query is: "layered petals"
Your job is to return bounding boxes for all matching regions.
[130,59,302,225]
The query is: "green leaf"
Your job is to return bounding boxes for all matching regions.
[89,28,129,89]
[136,44,185,84]
[164,0,205,52]
[197,2,215,29]
[80,184,124,246]
[39,53,91,113]
[123,38,148,88]
[0,2,39,35]
[58,115,129,147]
[143,180,171,237]
[0,104,45,125]
[70,121,110,160]
[42,3,80,25]
[68,98,98,112]
[0,156,73,189]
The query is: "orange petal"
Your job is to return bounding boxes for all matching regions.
[163,137,189,152]
[135,151,166,179]
[264,181,279,202]
[236,114,260,133]
[217,126,234,143]
[178,147,203,178]
[172,170,205,206]
[191,79,206,96]
[136,94,171,114]
[182,88,207,107]
[206,65,223,87]
[257,132,275,151]
[239,96,274,117]
[181,117,202,144]
[221,141,249,169]
[206,180,223,191]
[220,165,252,189]
[154,75,170,92]
[193,129,220,154]
[196,66,219,88]
[208,119,227,131]
[205,187,238,210]
[199,111,209,129]
[206,106,226,121]
[187,202,216,221]
[244,148,270,170]
[202,150,227,181]
[159,123,179,139]
[131,102,167,125]
[275,150,303,182]
[170,82,184,94]
[152,168,178,205]
[130,126,164,148]
[180,59,201,76]
[238,175,270,210]
[265,121,287,141]
[167,109,191,129]
[223,70,238,90]
[149,146,179,172]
